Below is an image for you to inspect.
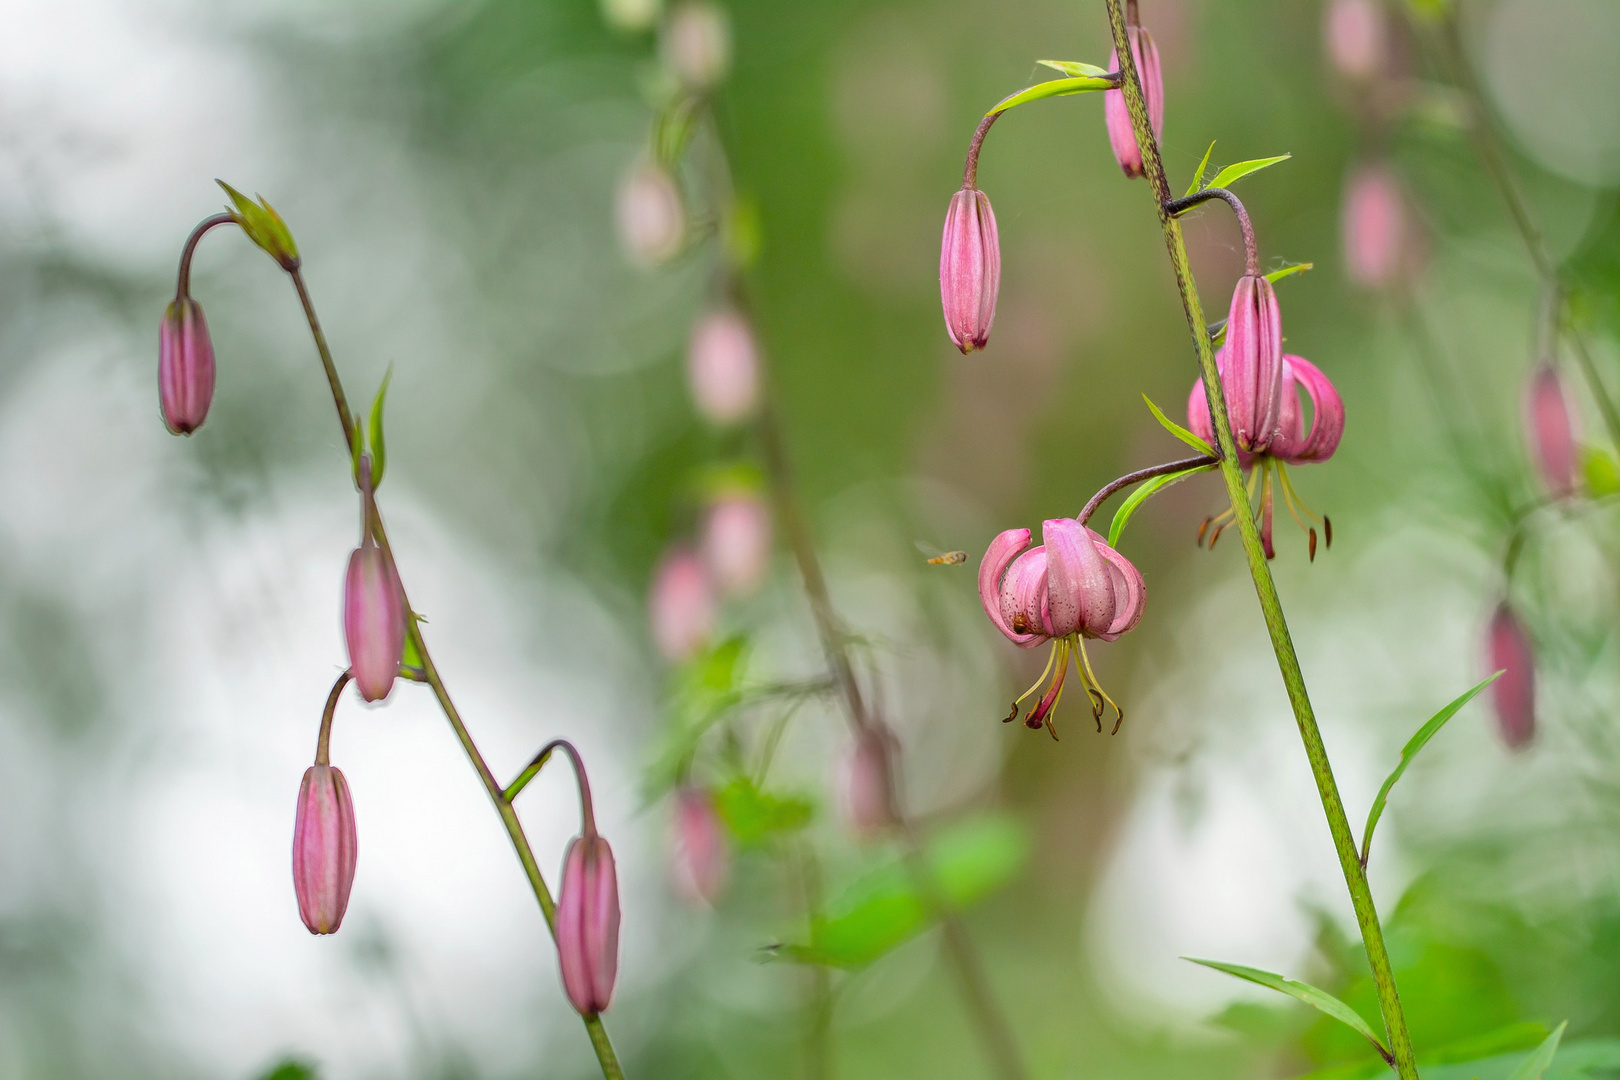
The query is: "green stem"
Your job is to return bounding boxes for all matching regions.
[1102,2,1418,1076]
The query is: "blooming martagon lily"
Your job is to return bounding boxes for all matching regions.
[978,518,1145,738]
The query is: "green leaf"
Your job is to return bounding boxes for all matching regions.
[642,637,751,798]
[987,76,1115,117]
[255,1061,319,1080]
[401,624,425,671]
[1202,153,1292,192]
[788,814,1030,969]
[1036,59,1111,79]
[1265,261,1314,284]
[1185,140,1217,197]
[1184,958,1391,1061]
[368,368,393,488]
[1143,394,1216,456]
[217,180,300,270]
[712,775,813,847]
[1506,1023,1566,1080]
[1109,464,1216,546]
[1584,445,1620,496]
[1359,672,1501,867]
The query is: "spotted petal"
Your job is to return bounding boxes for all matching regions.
[978,528,1041,646]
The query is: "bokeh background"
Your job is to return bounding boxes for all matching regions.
[2,0,1619,1077]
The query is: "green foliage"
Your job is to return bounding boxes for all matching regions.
[1109,464,1215,546]
[368,368,392,489]
[1185,141,1216,197]
[1266,261,1314,284]
[712,774,814,847]
[644,636,750,798]
[217,180,300,271]
[1035,59,1111,79]
[254,1060,319,1080]
[1201,154,1292,192]
[1184,958,1391,1061]
[986,75,1115,118]
[1143,394,1216,456]
[1584,446,1620,496]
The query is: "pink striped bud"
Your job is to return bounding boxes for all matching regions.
[344,540,407,702]
[1486,603,1535,750]
[671,787,729,905]
[841,725,899,836]
[558,832,620,1015]
[1220,274,1284,453]
[159,297,216,435]
[939,186,1000,354]
[686,309,760,423]
[1104,26,1165,179]
[616,162,685,266]
[649,547,716,662]
[662,2,730,89]
[292,765,358,935]
[1342,163,1412,289]
[1323,0,1387,82]
[701,493,772,595]
[1526,363,1578,498]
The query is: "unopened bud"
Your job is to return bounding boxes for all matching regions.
[344,541,407,702]
[558,832,620,1015]
[702,493,772,595]
[159,297,216,435]
[1323,0,1388,81]
[649,548,716,662]
[939,187,1000,354]
[292,765,358,935]
[662,2,730,89]
[841,725,899,836]
[1104,26,1165,179]
[1486,602,1536,750]
[1342,162,1413,289]
[1526,363,1578,498]
[616,162,685,267]
[671,787,729,905]
[687,309,760,423]
[1221,274,1285,453]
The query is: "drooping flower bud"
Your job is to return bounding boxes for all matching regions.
[1104,25,1165,179]
[701,492,772,595]
[344,539,407,702]
[1219,274,1284,453]
[1486,602,1536,750]
[671,786,729,905]
[939,187,1000,353]
[1526,362,1578,498]
[558,832,620,1015]
[649,547,717,662]
[292,764,358,935]
[1323,0,1388,82]
[616,162,685,267]
[686,308,760,423]
[662,2,730,89]
[980,519,1146,646]
[841,725,900,836]
[159,297,216,435]
[1342,163,1412,289]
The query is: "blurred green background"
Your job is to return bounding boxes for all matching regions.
[2,0,1619,1077]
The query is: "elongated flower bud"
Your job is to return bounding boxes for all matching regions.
[842,725,899,836]
[344,541,407,702]
[1221,274,1284,453]
[558,833,620,1014]
[702,492,772,595]
[292,765,358,935]
[1104,26,1165,179]
[662,1,730,89]
[159,297,216,435]
[1526,363,1578,498]
[1486,603,1535,750]
[1342,163,1411,289]
[1323,0,1387,82]
[616,162,685,266]
[650,547,717,662]
[939,187,1000,353]
[671,787,729,905]
[687,309,760,423]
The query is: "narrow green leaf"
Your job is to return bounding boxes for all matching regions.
[1265,261,1314,284]
[1185,958,1390,1061]
[1360,672,1501,866]
[987,76,1115,117]
[1203,153,1292,192]
[1185,140,1217,197]
[216,180,300,269]
[642,636,751,799]
[401,624,425,671]
[368,368,393,488]
[1584,445,1620,496]
[1109,464,1216,547]
[1143,394,1216,456]
[1506,1022,1566,1080]
[713,775,813,847]
[1036,59,1111,79]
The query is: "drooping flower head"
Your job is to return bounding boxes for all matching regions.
[687,308,760,424]
[671,786,729,906]
[1525,362,1578,499]
[701,492,772,596]
[841,724,900,836]
[558,832,620,1014]
[649,547,717,662]
[344,458,407,703]
[159,296,216,435]
[939,186,1000,353]
[292,764,358,935]
[616,161,685,266]
[978,519,1145,737]
[1342,162,1417,290]
[1105,24,1165,179]
[1486,602,1536,751]
[1323,0,1388,82]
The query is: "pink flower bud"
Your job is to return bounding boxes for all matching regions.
[159,297,216,435]
[1486,602,1535,750]
[1220,274,1284,454]
[616,162,685,266]
[558,832,620,1015]
[662,2,730,89]
[1342,163,1412,289]
[1104,26,1165,179]
[649,548,716,662]
[1323,0,1387,81]
[841,725,899,836]
[939,187,1000,353]
[1526,362,1578,498]
[701,493,772,595]
[292,765,358,935]
[686,309,760,423]
[671,787,729,905]
[344,541,407,702]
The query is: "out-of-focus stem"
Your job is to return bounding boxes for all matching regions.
[1103,2,1418,1076]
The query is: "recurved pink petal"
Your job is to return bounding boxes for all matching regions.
[1042,518,1114,639]
[978,529,1040,645]
[1282,355,1345,464]
[1001,547,1052,645]
[1091,530,1146,640]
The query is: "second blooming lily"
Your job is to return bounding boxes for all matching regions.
[978,518,1145,737]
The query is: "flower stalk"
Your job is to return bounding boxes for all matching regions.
[1102,1,1418,1076]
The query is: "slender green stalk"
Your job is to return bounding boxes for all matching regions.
[1102,2,1418,1076]
[288,270,626,1080]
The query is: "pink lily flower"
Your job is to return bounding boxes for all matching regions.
[1525,362,1578,499]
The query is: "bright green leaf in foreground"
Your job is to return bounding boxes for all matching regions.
[712,775,813,847]
[1266,261,1314,284]
[1584,445,1620,496]
[987,76,1115,117]
[1109,464,1216,547]
[1506,1023,1567,1080]
[1143,394,1216,457]
[1185,140,1216,197]
[1036,59,1111,79]
[1185,958,1391,1063]
[1201,153,1292,192]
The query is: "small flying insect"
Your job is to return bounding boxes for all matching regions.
[915,541,969,567]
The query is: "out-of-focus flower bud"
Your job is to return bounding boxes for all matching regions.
[662,2,730,90]
[1220,274,1284,453]
[1342,162,1413,289]
[616,162,685,267]
[671,786,729,905]
[292,764,358,935]
[1323,0,1387,81]
[1526,362,1578,498]
[687,309,760,423]
[939,186,1000,354]
[159,297,216,435]
[1486,602,1535,750]
[1104,26,1164,179]
[601,0,660,32]
[558,832,620,1015]
[650,548,716,662]
[842,725,900,836]
[345,540,407,702]
[701,493,772,595]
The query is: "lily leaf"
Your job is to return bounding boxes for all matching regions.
[217,180,300,270]
[1202,153,1292,192]
[1185,958,1391,1063]
[1265,261,1314,284]
[1359,672,1500,867]
[1109,464,1216,547]
[1143,394,1216,457]
[1036,59,1111,79]
[1506,1023,1567,1080]
[368,368,393,488]
[1184,140,1217,197]
[1584,445,1620,496]
[987,76,1115,117]
[713,775,813,847]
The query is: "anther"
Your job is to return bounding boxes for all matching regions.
[1324,515,1334,548]
[1002,702,1018,724]
[1309,528,1318,561]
